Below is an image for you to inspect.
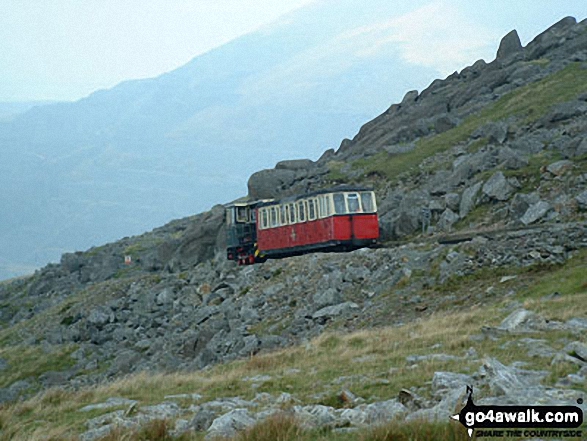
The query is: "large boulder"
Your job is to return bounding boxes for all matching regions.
[496,30,523,60]
[482,172,514,201]
[247,168,296,199]
[170,205,225,269]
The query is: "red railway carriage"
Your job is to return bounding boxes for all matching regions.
[225,187,379,265]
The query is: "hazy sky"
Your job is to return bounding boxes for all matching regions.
[0,0,316,102]
[1,0,585,102]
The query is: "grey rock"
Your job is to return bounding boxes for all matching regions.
[543,101,587,124]
[362,399,407,424]
[275,159,314,171]
[546,160,574,176]
[190,407,217,431]
[437,208,459,231]
[88,307,113,328]
[509,193,539,219]
[248,168,296,199]
[141,402,181,419]
[566,317,587,330]
[109,350,141,375]
[483,172,514,201]
[520,201,552,225]
[434,115,457,133]
[0,380,31,404]
[482,358,547,397]
[383,143,416,155]
[313,288,343,309]
[496,30,523,59]
[80,397,139,412]
[459,182,482,218]
[575,190,587,209]
[564,341,587,362]
[312,302,359,320]
[206,408,256,439]
[431,372,474,397]
[406,386,466,422]
[401,90,419,105]
[497,147,528,169]
[293,404,337,428]
[497,309,548,332]
[155,288,173,305]
[444,193,460,212]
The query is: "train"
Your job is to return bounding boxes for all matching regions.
[225,187,379,265]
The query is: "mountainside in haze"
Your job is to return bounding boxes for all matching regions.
[0,0,442,280]
[0,16,586,441]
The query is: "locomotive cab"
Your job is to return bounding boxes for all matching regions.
[225,200,269,265]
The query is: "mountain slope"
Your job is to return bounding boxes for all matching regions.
[0,16,587,440]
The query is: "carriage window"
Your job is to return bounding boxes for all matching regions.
[236,206,248,223]
[308,199,316,220]
[361,192,376,212]
[280,205,287,225]
[333,193,346,214]
[325,195,332,216]
[289,203,296,223]
[298,201,306,222]
[270,207,278,227]
[347,193,361,213]
[261,209,268,229]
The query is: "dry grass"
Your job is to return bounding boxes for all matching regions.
[1,250,586,440]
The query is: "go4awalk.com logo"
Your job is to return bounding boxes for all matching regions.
[451,386,584,439]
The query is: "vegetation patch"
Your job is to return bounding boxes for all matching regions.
[0,344,77,389]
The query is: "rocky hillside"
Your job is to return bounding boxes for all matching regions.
[0,16,587,441]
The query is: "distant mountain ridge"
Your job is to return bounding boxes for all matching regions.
[0,0,441,280]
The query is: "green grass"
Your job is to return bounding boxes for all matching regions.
[0,345,77,389]
[325,160,351,183]
[354,62,587,182]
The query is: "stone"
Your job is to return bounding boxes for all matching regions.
[497,309,547,332]
[79,397,138,412]
[483,172,514,201]
[546,160,574,176]
[496,30,523,59]
[362,399,407,424]
[544,101,587,124]
[459,182,482,218]
[564,341,587,362]
[434,115,457,133]
[401,90,419,105]
[437,208,459,231]
[312,302,359,320]
[275,159,314,171]
[88,307,113,328]
[313,288,343,309]
[155,288,173,305]
[509,193,539,219]
[566,317,587,331]
[482,358,547,397]
[431,372,474,397]
[206,409,256,439]
[444,193,460,212]
[247,168,296,199]
[575,190,587,209]
[293,405,338,428]
[497,147,528,169]
[520,201,552,225]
